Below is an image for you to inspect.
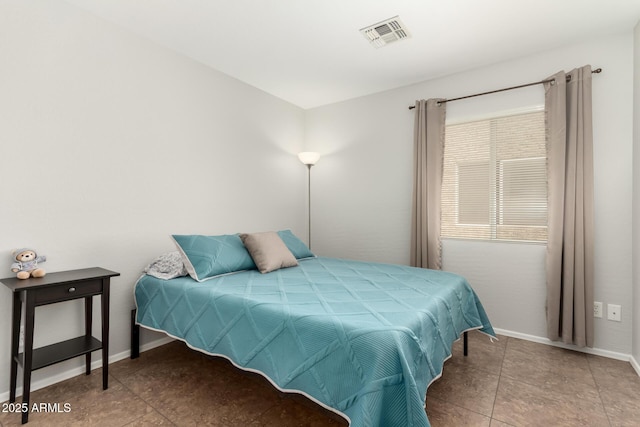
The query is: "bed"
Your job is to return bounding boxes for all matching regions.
[132,232,495,427]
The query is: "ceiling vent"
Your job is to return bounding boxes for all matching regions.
[360,16,411,48]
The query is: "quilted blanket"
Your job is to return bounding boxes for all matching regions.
[134,257,494,426]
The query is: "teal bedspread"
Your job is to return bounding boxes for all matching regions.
[135,257,494,426]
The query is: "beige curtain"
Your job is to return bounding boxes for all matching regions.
[545,65,595,347]
[410,99,446,270]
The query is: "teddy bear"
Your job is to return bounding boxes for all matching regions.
[11,248,47,279]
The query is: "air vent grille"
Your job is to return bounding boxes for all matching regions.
[360,16,411,48]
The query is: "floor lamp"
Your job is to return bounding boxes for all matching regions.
[298,152,320,250]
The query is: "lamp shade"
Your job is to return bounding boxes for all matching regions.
[298,152,321,166]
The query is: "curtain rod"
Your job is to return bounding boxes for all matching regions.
[408,68,602,110]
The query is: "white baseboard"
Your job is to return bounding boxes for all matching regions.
[494,327,635,364]
[631,355,640,377]
[0,336,174,403]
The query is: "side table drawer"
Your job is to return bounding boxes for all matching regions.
[34,279,103,305]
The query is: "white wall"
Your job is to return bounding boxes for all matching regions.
[633,20,640,370]
[1,3,636,403]
[305,33,635,355]
[0,0,306,399]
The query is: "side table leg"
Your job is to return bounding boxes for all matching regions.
[84,296,93,375]
[9,291,22,403]
[21,292,36,424]
[101,279,110,390]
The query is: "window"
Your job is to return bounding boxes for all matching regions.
[441,109,547,242]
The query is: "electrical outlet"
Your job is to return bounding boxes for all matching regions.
[19,329,24,346]
[607,304,621,322]
[593,301,603,318]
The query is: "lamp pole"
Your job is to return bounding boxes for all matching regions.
[306,163,313,250]
[298,152,320,250]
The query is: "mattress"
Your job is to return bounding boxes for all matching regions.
[134,256,495,426]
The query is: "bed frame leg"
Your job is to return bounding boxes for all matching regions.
[131,309,140,359]
[463,331,468,357]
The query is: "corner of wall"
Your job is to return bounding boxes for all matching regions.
[632,18,640,363]
[632,354,640,377]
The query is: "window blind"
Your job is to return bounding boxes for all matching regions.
[441,110,547,242]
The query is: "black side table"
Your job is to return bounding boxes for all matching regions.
[1,267,119,424]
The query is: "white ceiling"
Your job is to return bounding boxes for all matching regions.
[63,0,640,109]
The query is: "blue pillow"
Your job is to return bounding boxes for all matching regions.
[277,230,315,259]
[172,234,256,282]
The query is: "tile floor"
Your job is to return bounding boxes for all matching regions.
[1,331,639,426]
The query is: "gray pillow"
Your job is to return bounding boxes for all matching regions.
[144,251,188,280]
[239,231,298,274]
